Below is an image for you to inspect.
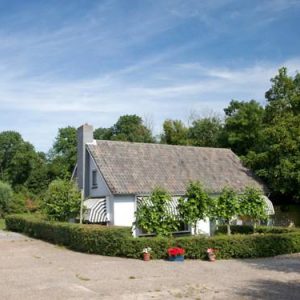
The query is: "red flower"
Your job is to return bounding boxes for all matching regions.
[167,247,185,257]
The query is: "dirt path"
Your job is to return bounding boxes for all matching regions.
[0,230,299,299]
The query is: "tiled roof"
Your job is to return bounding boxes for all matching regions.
[87,140,266,195]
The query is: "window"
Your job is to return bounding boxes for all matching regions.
[92,170,97,188]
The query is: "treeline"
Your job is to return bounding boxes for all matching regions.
[0,67,299,215]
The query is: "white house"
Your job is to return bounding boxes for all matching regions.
[73,124,274,236]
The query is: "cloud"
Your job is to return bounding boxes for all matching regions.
[0,1,299,151]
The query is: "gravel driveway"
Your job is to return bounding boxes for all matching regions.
[1,230,299,300]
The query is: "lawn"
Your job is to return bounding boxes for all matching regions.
[0,219,5,230]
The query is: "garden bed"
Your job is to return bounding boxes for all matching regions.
[5,214,300,260]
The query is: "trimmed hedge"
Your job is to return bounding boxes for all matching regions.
[5,214,300,260]
[216,224,300,235]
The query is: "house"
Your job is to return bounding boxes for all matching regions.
[73,124,274,236]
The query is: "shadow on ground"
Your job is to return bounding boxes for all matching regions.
[241,255,300,274]
[236,279,300,300]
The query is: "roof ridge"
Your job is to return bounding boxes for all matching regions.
[93,139,232,151]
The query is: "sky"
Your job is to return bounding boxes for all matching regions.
[0,0,300,152]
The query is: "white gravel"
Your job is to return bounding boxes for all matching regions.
[0,230,299,300]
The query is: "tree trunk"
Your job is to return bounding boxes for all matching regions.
[226,223,231,235]
[253,221,257,233]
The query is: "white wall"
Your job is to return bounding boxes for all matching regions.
[194,218,211,236]
[88,154,111,198]
[113,195,135,227]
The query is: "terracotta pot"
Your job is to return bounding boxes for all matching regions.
[143,252,151,261]
[208,253,216,262]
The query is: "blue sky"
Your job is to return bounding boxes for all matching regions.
[0,0,300,152]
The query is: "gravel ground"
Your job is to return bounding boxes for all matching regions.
[0,230,300,300]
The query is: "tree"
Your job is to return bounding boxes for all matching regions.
[189,117,223,147]
[177,181,211,234]
[161,119,189,145]
[42,179,81,221]
[222,100,264,155]
[239,187,267,231]
[265,67,300,121]
[0,131,38,188]
[0,181,13,217]
[110,115,154,143]
[244,67,300,201]
[94,127,113,140]
[135,187,179,236]
[48,126,77,179]
[213,187,240,235]
[25,152,49,195]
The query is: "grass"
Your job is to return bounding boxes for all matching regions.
[0,219,5,230]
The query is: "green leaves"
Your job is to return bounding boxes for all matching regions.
[178,181,210,229]
[135,187,179,237]
[42,179,81,221]
[240,187,268,223]
[0,181,13,217]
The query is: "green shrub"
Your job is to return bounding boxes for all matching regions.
[216,225,300,235]
[42,179,81,221]
[5,214,300,260]
[0,181,13,217]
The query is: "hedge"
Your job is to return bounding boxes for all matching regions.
[216,224,300,235]
[5,214,300,260]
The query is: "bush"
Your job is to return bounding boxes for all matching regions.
[5,214,300,260]
[42,179,81,221]
[0,181,13,217]
[216,225,300,235]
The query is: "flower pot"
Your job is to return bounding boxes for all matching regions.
[168,255,184,262]
[208,253,216,262]
[143,252,151,261]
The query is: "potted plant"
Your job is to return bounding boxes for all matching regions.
[207,248,217,261]
[167,247,185,262]
[142,247,152,261]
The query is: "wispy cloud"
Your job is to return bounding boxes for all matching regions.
[0,0,299,151]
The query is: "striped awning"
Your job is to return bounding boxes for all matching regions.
[84,198,108,223]
[262,195,275,215]
[137,196,180,216]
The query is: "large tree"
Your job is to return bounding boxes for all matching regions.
[222,100,264,155]
[244,68,300,201]
[189,117,223,147]
[48,126,77,179]
[0,131,37,187]
[161,119,189,145]
[110,115,154,143]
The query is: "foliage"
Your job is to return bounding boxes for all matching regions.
[240,187,268,229]
[42,179,81,221]
[5,214,300,260]
[48,126,77,179]
[189,117,223,147]
[244,68,300,201]
[0,131,38,187]
[178,181,211,233]
[0,181,13,217]
[161,119,189,145]
[213,187,240,235]
[222,100,264,155]
[135,187,180,236]
[94,127,113,140]
[216,225,300,235]
[0,218,5,230]
[111,115,154,142]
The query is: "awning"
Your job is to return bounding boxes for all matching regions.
[262,195,275,215]
[137,196,180,216]
[84,198,108,223]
